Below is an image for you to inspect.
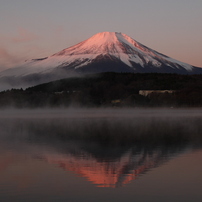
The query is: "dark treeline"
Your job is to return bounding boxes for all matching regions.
[0,72,202,108]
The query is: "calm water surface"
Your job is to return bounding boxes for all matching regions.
[0,109,202,202]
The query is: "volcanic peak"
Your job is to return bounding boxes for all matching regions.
[0,31,199,85]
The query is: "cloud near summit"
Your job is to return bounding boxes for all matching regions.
[0,28,41,71]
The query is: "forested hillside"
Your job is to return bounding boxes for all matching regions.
[0,73,202,108]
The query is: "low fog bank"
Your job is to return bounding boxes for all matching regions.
[0,69,82,92]
[0,108,202,119]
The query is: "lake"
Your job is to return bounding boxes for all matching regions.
[0,108,202,202]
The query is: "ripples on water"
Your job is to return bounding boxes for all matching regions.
[0,109,202,201]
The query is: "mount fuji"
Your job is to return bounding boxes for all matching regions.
[0,32,202,89]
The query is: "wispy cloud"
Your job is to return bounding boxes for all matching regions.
[11,28,39,43]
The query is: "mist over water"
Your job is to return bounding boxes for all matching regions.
[1,108,202,145]
[0,108,202,201]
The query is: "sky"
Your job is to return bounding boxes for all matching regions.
[0,0,202,71]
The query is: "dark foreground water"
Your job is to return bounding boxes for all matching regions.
[0,109,202,202]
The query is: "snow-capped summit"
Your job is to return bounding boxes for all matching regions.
[0,32,202,89]
[53,31,152,56]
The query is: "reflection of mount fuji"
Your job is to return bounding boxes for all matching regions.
[41,143,184,188]
[1,111,199,188]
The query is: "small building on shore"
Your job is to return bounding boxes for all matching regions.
[139,90,175,97]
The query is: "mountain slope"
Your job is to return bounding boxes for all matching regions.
[0,32,201,90]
